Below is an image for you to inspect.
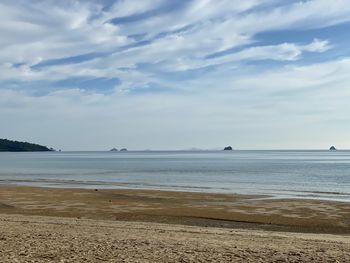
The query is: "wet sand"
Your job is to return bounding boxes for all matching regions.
[1,186,350,234]
[0,186,350,262]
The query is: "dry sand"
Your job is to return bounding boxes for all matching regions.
[1,214,349,262]
[0,186,350,262]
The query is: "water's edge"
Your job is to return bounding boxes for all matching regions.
[1,150,349,202]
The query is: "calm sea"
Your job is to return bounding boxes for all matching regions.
[0,150,349,202]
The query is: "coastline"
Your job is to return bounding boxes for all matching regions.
[3,180,350,203]
[1,185,350,234]
[1,185,350,262]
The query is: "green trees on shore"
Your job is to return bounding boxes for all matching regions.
[0,139,53,152]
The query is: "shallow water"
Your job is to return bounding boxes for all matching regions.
[0,150,350,202]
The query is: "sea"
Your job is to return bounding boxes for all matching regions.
[0,150,349,202]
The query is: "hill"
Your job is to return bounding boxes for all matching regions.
[0,139,53,152]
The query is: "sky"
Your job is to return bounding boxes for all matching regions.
[1,0,350,150]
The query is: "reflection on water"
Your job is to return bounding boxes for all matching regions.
[0,150,350,202]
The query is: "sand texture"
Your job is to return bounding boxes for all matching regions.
[0,186,350,262]
[0,214,349,263]
[1,186,350,234]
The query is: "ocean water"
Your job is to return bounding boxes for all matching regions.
[0,150,350,202]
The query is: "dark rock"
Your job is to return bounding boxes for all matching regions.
[120,148,128,152]
[110,148,118,152]
[329,146,337,151]
[224,146,233,151]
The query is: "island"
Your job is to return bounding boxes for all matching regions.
[110,148,118,152]
[0,138,53,152]
[224,146,233,151]
[120,148,128,152]
[329,146,337,151]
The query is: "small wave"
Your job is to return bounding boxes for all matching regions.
[270,188,350,196]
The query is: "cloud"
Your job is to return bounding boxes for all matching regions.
[0,0,129,66]
[106,0,167,19]
[163,38,331,71]
[0,0,350,149]
[2,56,350,149]
[0,1,344,80]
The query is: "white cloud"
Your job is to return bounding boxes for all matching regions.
[2,57,350,149]
[233,58,350,94]
[0,1,129,65]
[0,0,345,82]
[0,0,350,149]
[104,0,166,19]
[161,39,331,71]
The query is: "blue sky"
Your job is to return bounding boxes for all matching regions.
[1,0,350,150]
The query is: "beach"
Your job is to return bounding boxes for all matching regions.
[1,214,349,263]
[0,186,350,262]
[2,0,350,261]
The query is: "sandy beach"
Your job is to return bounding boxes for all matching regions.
[0,186,350,262]
[1,214,350,262]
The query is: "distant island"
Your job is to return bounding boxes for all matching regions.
[0,138,53,152]
[109,148,128,152]
[110,148,128,152]
[329,146,337,151]
[224,146,233,151]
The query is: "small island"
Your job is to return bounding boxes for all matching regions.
[224,146,233,151]
[0,138,53,152]
[110,148,118,152]
[329,146,337,151]
[120,148,128,152]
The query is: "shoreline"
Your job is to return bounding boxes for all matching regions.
[1,185,350,235]
[3,181,350,203]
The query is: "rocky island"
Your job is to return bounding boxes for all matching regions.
[224,146,233,151]
[329,146,337,151]
[0,138,53,152]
